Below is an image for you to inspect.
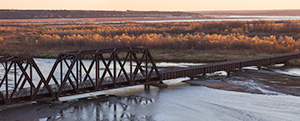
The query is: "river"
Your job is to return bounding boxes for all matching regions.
[2,16,300,25]
[0,58,300,121]
[135,16,300,23]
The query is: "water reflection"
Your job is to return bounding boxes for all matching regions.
[41,95,154,121]
[0,94,156,121]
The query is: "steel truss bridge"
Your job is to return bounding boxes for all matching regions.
[0,46,299,105]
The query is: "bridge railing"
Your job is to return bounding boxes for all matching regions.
[160,52,300,80]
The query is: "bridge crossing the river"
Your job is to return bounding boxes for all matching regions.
[0,46,300,105]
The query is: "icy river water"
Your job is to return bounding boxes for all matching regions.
[0,58,300,121]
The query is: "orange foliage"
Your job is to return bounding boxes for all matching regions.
[0,20,300,54]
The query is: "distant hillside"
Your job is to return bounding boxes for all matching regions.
[0,9,202,19]
[194,9,300,16]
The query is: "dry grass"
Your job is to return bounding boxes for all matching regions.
[0,20,299,62]
[287,59,300,67]
[151,49,271,63]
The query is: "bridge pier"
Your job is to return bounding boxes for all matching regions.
[257,66,261,70]
[239,67,243,72]
[144,84,151,91]
[144,82,168,91]
[226,71,231,77]
[189,77,194,80]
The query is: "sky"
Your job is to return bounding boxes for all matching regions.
[0,0,299,11]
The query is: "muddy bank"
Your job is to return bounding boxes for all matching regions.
[185,66,300,96]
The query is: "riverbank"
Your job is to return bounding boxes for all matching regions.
[0,47,271,62]
[185,65,300,96]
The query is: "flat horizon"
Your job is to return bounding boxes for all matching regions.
[1,9,300,12]
[1,0,299,11]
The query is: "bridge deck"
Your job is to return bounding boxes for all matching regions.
[160,52,300,80]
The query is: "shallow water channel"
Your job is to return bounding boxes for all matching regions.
[0,58,300,121]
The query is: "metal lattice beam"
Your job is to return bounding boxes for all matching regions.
[0,56,55,104]
[46,47,162,99]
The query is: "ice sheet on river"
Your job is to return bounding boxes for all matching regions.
[141,86,300,121]
[1,84,300,121]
